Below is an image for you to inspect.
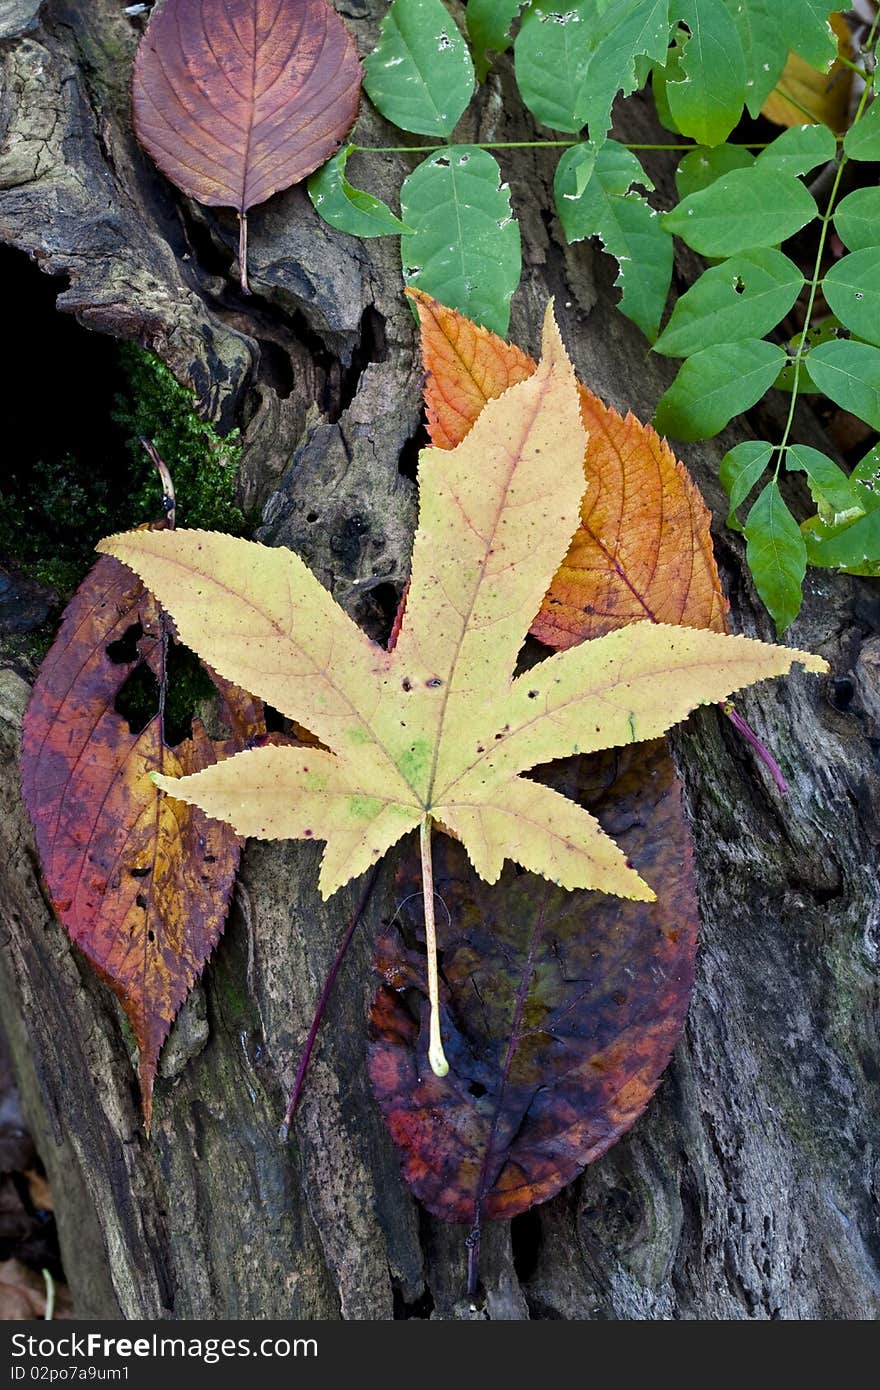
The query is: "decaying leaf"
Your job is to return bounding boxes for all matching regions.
[369,740,697,1224]
[409,288,730,643]
[99,308,826,1076]
[132,0,362,291]
[20,554,262,1127]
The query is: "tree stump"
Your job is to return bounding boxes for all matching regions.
[0,0,878,1320]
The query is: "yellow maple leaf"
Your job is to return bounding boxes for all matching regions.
[99,308,827,1076]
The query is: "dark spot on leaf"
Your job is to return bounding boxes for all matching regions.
[106,623,143,664]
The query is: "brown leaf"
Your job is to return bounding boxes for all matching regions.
[368,741,698,1223]
[132,0,362,289]
[408,288,729,643]
[20,554,262,1128]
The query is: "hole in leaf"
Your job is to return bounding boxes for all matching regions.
[733,276,745,295]
[106,623,144,664]
[115,663,160,736]
[468,1080,487,1097]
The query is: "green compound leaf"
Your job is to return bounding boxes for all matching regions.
[807,340,880,430]
[363,0,475,137]
[663,166,817,257]
[675,143,754,200]
[834,188,880,253]
[653,340,785,441]
[308,146,411,238]
[666,0,746,147]
[745,480,806,634]
[803,446,880,576]
[786,444,865,527]
[468,0,525,81]
[821,251,880,348]
[755,122,837,177]
[654,249,803,358]
[555,141,673,342]
[843,98,880,162]
[400,147,521,336]
[719,440,774,531]
[515,0,671,140]
[729,0,837,116]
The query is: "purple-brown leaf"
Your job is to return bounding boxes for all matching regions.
[132,0,362,286]
[20,554,263,1128]
[368,741,698,1224]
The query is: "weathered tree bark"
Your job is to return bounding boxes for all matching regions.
[1,0,878,1320]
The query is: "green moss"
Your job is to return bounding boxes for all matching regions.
[112,347,247,539]
[0,345,248,610]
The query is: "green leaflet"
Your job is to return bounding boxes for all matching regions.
[755,123,837,178]
[554,141,673,342]
[719,441,774,531]
[843,99,880,161]
[745,481,806,634]
[675,144,754,200]
[308,147,411,238]
[363,0,474,137]
[807,340,880,431]
[803,447,880,576]
[774,319,844,394]
[786,445,863,527]
[663,166,817,256]
[468,0,525,80]
[666,0,746,146]
[653,340,785,441]
[821,251,880,348]
[834,188,880,253]
[654,249,803,358]
[400,147,521,336]
[515,0,671,141]
[726,0,837,116]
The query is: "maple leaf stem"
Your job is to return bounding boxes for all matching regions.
[279,863,381,1142]
[421,817,449,1079]
[724,702,788,797]
[238,212,251,296]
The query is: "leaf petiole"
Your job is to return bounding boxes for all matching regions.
[420,817,449,1078]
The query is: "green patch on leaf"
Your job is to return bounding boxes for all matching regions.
[308,145,411,238]
[654,249,803,358]
[744,480,806,634]
[364,0,475,137]
[666,0,746,146]
[833,188,880,253]
[468,0,525,81]
[674,143,754,200]
[515,0,671,142]
[821,250,880,348]
[663,165,817,257]
[755,123,837,177]
[400,147,521,336]
[843,98,880,162]
[807,340,880,430]
[719,440,774,531]
[555,140,673,342]
[654,340,785,441]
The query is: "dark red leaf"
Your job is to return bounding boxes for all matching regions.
[132,0,362,288]
[368,741,698,1224]
[20,554,263,1128]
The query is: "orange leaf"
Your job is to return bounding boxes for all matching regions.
[409,287,729,643]
[20,554,263,1128]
